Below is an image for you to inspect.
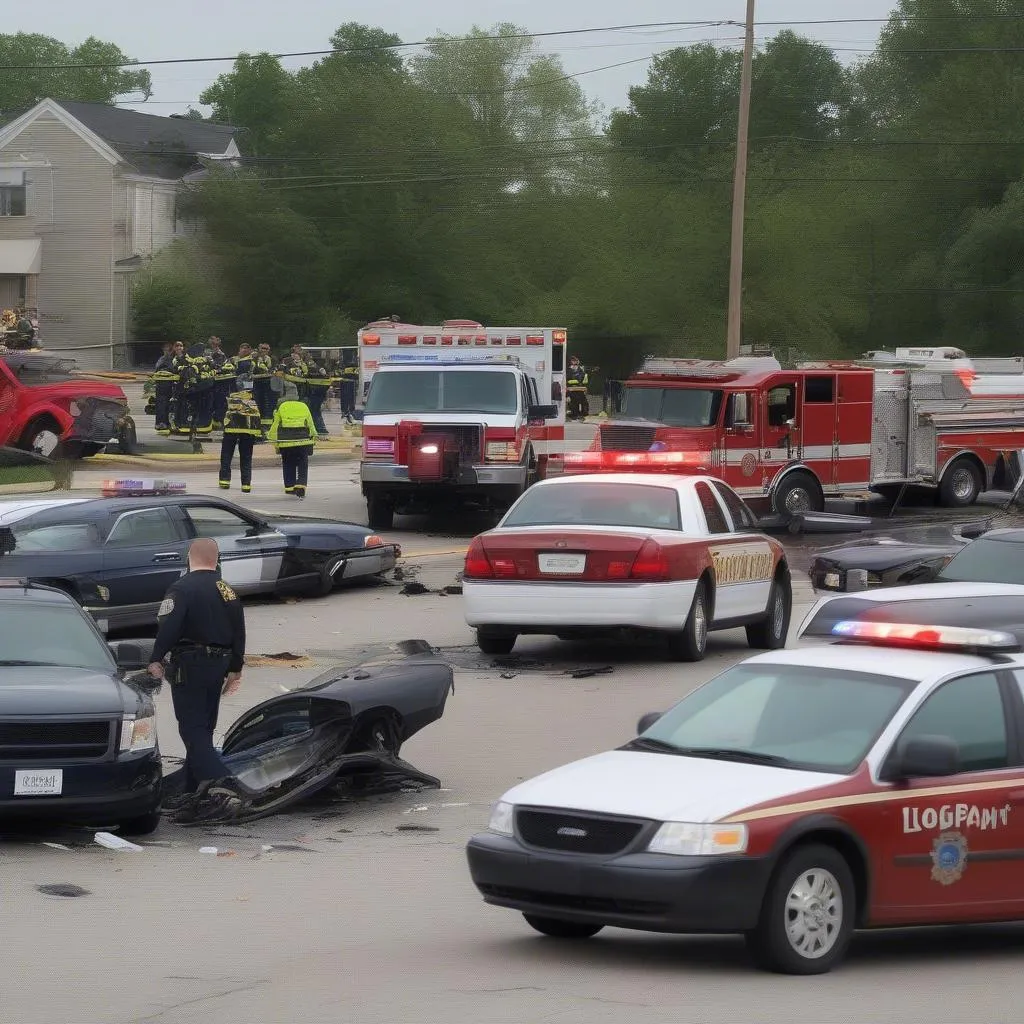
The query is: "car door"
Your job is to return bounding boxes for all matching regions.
[872,671,1024,922]
[100,506,190,615]
[710,480,774,617]
[178,502,287,594]
[694,481,773,622]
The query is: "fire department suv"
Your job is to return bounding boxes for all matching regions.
[357,320,567,530]
[555,352,1024,515]
[466,593,1024,974]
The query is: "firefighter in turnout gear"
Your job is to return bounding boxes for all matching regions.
[303,360,332,438]
[205,337,233,430]
[218,355,263,492]
[267,383,316,497]
[566,355,589,421]
[339,358,358,423]
[252,344,276,428]
[176,344,216,436]
[151,341,184,434]
[277,350,308,401]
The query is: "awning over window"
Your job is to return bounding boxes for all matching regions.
[0,239,42,275]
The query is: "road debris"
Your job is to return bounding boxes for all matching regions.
[569,666,614,679]
[395,824,440,833]
[400,582,430,596]
[199,846,219,855]
[37,883,89,897]
[244,652,313,668]
[94,832,143,851]
[41,842,71,851]
[261,844,318,853]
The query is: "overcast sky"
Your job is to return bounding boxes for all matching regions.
[16,0,899,116]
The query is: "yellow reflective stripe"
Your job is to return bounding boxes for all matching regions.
[722,776,1024,824]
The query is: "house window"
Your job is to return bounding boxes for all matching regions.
[0,186,26,217]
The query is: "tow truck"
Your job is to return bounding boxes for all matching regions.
[551,352,1024,515]
[357,320,567,529]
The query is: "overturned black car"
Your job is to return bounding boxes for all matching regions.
[154,640,454,824]
[807,524,1024,593]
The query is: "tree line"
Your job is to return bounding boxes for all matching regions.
[5,2,1024,376]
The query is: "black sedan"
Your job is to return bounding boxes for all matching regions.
[0,579,161,834]
[0,492,399,630]
[808,526,1024,593]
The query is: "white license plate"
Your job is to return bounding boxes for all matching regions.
[824,572,841,589]
[538,553,586,575]
[14,769,63,796]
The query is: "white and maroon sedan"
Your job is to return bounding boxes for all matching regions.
[462,472,792,660]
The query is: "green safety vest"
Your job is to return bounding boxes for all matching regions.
[268,400,316,447]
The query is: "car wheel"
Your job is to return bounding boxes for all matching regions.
[366,494,394,531]
[477,628,517,655]
[20,417,64,460]
[117,811,161,837]
[772,471,823,516]
[667,580,709,662]
[313,554,346,597]
[746,574,792,650]
[745,844,855,975]
[523,914,604,939]
[938,458,982,508]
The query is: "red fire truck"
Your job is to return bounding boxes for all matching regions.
[551,355,1024,515]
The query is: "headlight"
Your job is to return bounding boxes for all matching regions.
[488,800,515,835]
[119,712,156,753]
[647,821,747,857]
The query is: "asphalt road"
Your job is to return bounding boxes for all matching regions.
[2,464,1023,1022]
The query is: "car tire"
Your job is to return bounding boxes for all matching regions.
[746,574,792,650]
[313,554,346,597]
[772,471,823,516]
[938,458,982,508]
[19,417,65,461]
[477,629,517,655]
[745,844,855,975]
[366,494,394,531]
[523,914,604,940]
[667,580,709,662]
[117,811,161,837]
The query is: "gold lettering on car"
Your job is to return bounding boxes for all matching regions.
[710,545,774,584]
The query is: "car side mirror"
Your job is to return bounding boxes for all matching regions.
[109,639,154,673]
[528,404,557,424]
[886,735,960,780]
[637,711,663,734]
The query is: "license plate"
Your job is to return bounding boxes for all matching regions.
[824,572,841,589]
[14,769,63,796]
[538,553,586,575]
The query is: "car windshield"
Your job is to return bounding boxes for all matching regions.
[936,536,1024,585]
[0,600,113,672]
[364,370,518,415]
[3,356,80,385]
[621,387,722,427]
[635,664,915,773]
[502,482,682,530]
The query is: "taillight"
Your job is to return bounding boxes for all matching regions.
[464,538,493,579]
[630,539,670,581]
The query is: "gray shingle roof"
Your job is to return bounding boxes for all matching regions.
[57,101,239,179]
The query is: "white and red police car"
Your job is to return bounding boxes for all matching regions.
[461,464,791,661]
[466,590,1024,974]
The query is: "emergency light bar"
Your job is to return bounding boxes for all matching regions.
[560,450,711,473]
[101,478,187,498]
[831,620,1021,653]
[378,354,525,366]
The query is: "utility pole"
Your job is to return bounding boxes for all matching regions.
[726,0,756,360]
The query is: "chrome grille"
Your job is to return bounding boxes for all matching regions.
[421,424,483,462]
[599,425,658,451]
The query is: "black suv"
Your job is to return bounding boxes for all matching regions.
[0,579,161,834]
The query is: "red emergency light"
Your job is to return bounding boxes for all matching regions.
[422,336,437,345]
[475,335,487,346]
[553,331,567,344]
[397,335,417,345]
[559,450,711,474]
[362,334,380,345]
[831,620,1020,653]
[526,336,544,346]
[441,336,454,346]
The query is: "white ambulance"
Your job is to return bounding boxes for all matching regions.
[356,319,568,530]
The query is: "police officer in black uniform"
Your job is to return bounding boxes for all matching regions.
[148,538,249,822]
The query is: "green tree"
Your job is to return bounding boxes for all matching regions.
[130,243,214,342]
[0,33,151,112]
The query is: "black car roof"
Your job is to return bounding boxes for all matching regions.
[0,579,83,604]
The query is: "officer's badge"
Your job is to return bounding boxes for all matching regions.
[931,831,968,885]
[157,597,174,617]
[216,580,238,602]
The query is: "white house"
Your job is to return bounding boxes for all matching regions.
[0,99,240,368]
